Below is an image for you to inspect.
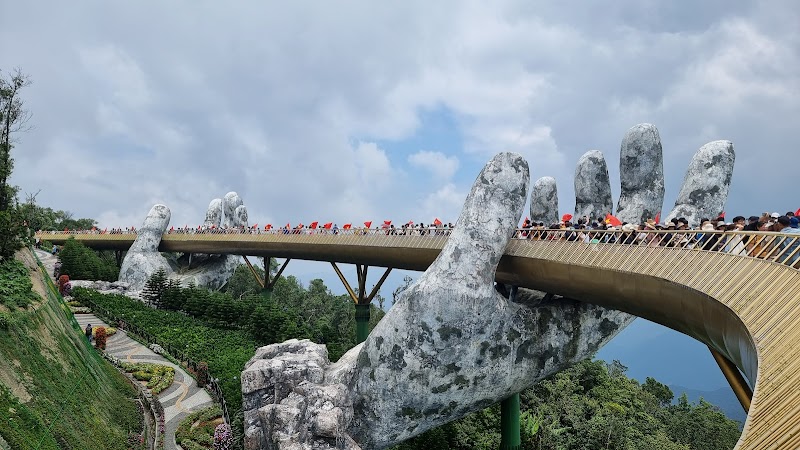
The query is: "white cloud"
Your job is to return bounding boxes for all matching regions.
[419,183,467,223]
[408,151,459,181]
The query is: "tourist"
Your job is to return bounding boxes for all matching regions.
[775,216,800,268]
[85,324,93,342]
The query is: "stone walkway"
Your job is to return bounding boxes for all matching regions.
[36,249,214,450]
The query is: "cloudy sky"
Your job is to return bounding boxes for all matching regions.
[2,1,798,293]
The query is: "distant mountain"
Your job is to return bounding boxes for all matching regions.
[670,385,747,426]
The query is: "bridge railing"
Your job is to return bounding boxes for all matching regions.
[35,228,800,270]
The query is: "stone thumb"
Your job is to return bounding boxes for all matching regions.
[129,204,171,253]
[420,152,529,294]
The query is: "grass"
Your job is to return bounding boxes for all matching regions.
[0,250,142,449]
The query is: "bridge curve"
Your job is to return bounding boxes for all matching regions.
[38,229,800,449]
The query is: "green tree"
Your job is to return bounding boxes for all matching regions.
[57,237,119,280]
[0,69,32,260]
[142,267,168,307]
[0,68,32,211]
[643,376,674,407]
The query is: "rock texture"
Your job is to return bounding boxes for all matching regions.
[242,340,361,450]
[69,280,132,296]
[665,140,735,227]
[616,124,664,224]
[574,150,613,221]
[118,204,174,290]
[530,176,559,225]
[243,153,634,450]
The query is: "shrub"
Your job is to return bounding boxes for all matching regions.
[196,361,209,388]
[58,274,70,296]
[0,259,38,309]
[132,371,153,381]
[94,326,107,350]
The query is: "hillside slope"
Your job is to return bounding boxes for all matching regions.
[0,249,141,449]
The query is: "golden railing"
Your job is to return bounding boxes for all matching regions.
[35,228,800,449]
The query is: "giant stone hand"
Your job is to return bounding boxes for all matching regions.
[118,192,249,291]
[241,123,735,450]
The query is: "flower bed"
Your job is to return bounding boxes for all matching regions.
[121,362,175,395]
[176,406,223,449]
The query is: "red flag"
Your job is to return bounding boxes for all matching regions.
[562,213,573,222]
[364,221,372,228]
[343,223,352,229]
[310,221,318,229]
[605,214,622,227]
[298,223,304,228]
[408,220,414,225]
[252,223,258,228]
[323,222,333,229]
[169,226,173,231]
[265,224,272,230]
[383,220,392,226]
[719,211,726,219]
[433,218,442,226]
[654,212,661,224]
[795,208,800,217]
[285,223,290,229]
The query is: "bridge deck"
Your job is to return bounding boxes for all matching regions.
[37,230,800,449]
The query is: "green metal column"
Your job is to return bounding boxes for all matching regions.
[500,393,521,450]
[355,303,371,343]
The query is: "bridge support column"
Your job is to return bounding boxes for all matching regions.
[114,250,124,268]
[500,394,521,450]
[500,284,521,450]
[331,262,392,343]
[355,304,371,344]
[709,347,752,411]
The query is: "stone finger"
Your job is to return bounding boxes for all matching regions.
[223,192,243,228]
[665,140,735,227]
[128,204,170,253]
[530,176,558,225]
[616,123,665,224]
[234,205,249,228]
[422,152,529,291]
[203,198,223,228]
[574,150,613,222]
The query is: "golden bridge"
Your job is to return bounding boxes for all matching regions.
[37,228,800,449]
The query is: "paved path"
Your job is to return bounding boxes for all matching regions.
[36,249,213,450]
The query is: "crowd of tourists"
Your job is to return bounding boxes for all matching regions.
[515,210,800,268]
[37,209,800,268]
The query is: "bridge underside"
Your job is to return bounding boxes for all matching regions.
[39,232,800,449]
